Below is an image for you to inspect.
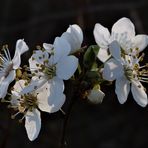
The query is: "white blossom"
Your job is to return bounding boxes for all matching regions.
[0,39,28,98]
[103,41,148,107]
[21,37,78,116]
[94,17,148,62]
[10,80,65,141]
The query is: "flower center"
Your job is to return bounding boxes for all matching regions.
[19,93,38,113]
[33,60,56,80]
[124,66,136,81]
[41,64,56,79]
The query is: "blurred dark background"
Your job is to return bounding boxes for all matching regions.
[0,0,148,148]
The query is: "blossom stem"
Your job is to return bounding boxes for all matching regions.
[60,81,79,148]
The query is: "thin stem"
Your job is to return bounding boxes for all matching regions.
[60,97,76,148]
[60,80,79,148]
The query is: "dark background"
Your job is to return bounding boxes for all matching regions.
[0,0,148,148]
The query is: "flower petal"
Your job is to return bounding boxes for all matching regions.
[132,35,148,53]
[97,48,110,62]
[93,23,110,49]
[115,76,130,104]
[53,37,71,64]
[56,55,78,80]
[37,77,65,113]
[12,39,29,69]
[25,109,41,141]
[10,92,20,106]
[62,24,83,53]
[109,40,121,61]
[13,80,26,92]
[0,70,15,98]
[131,80,147,107]
[21,77,47,94]
[111,17,135,40]
[43,43,54,54]
[103,58,123,81]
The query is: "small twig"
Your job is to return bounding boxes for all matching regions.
[60,94,77,148]
[60,79,80,148]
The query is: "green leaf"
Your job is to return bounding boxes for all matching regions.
[83,45,100,69]
[92,45,100,55]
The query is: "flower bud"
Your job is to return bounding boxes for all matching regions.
[87,85,105,104]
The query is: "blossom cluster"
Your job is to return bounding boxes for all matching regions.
[0,17,148,141]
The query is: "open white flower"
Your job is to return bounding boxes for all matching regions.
[10,79,65,141]
[61,24,83,53]
[29,36,78,87]
[0,39,28,98]
[103,41,148,107]
[94,17,148,62]
[21,37,78,110]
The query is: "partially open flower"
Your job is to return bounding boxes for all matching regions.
[61,24,83,53]
[87,85,105,104]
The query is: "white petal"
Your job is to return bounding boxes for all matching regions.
[0,70,15,98]
[21,77,47,94]
[111,17,135,40]
[131,80,147,107]
[93,23,110,49]
[13,80,26,93]
[132,35,148,53]
[12,39,29,69]
[62,24,83,53]
[25,109,41,141]
[37,77,65,113]
[53,37,71,64]
[115,76,130,104]
[56,55,78,80]
[109,40,121,61]
[10,93,20,106]
[43,43,54,53]
[97,48,110,62]
[103,58,123,81]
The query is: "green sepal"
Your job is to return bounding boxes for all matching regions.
[83,45,100,69]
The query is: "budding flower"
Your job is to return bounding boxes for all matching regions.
[87,85,105,104]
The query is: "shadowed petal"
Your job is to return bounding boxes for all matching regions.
[53,37,71,64]
[115,76,130,104]
[103,58,123,81]
[0,70,15,98]
[56,55,78,80]
[109,41,121,61]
